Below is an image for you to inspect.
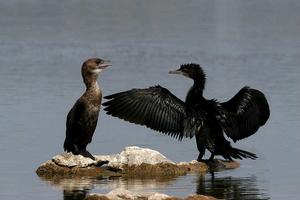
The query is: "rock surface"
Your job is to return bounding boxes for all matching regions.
[85,188,217,200]
[36,160,120,178]
[53,153,99,168]
[51,146,175,169]
[96,146,175,169]
[36,146,239,178]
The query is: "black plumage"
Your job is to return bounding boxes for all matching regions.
[64,58,111,160]
[103,63,270,161]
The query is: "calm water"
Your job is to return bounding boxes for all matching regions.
[1,0,300,199]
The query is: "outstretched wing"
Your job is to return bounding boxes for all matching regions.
[103,85,205,140]
[221,86,270,142]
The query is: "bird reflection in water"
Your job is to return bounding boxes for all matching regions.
[63,189,89,200]
[196,172,269,200]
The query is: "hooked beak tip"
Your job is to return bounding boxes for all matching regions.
[98,60,112,69]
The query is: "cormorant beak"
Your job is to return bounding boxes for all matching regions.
[169,69,184,75]
[98,60,112,69]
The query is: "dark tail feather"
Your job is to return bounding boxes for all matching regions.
[226,147,257,160]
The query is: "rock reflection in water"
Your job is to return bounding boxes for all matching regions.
[99,176,178,192]
[196,172,269,200]
[39,175,178,199]
[39,176,95,200]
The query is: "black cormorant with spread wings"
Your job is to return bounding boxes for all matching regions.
[103,64,270,161]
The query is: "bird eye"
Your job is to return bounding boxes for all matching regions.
[181,67,187,72]
[96,59,102,65]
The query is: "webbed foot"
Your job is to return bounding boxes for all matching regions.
[79,150,95,160]
[205,159,226,170]
[95,160,109,167]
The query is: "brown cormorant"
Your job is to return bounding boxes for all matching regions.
[64,58,111,160]
[103,63,270,161]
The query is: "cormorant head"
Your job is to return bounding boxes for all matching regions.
[169,63,206,87]
[81,58,111,77]
[81,58,111,86]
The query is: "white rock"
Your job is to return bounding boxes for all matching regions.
[93,188,171,200]
[99,146,175,169]
[190,159,199,164]
[95,154,117,162]
[51,146,174,169]
[52,152,97,168]
[148,193,171,200]
[106,188,135,200]
[177,161,189,165]
[177,159,198,165]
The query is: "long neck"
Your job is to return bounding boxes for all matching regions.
[83,79,102,107]
[186,81,206,106]
[83,74,99,89]
[85,80,100,92]
[193,74,205,91]
[83,75,101,98]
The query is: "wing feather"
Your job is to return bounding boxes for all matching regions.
[221,86,270,141]
[103,85,205,140]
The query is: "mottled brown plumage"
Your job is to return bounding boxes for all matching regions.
[64,58,111,160]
